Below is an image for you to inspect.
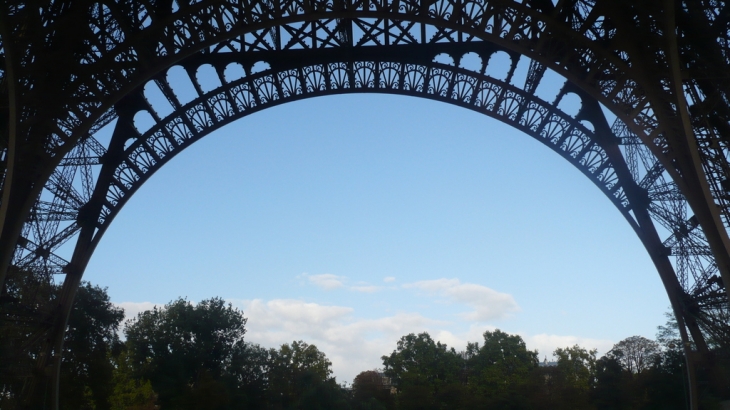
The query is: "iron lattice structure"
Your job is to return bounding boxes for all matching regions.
[0,0,729,408]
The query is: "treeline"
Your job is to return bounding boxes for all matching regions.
[2,282,728,409]
[2,282,349,410]
[372,331,688,409]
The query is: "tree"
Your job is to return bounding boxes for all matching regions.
[59,282,125,410]
[638,348,688,410]
[466,329,539,408]
[124,297,264,410]
[352,370,393,410]
[609,335,660,375]
[656,310,682,349]
[591,355,630,409]
[267,340,348,410]
[553,345,596,409]
[654,309,730,405]
[1,279,124,409]
[0,266,57,408]
[108,350,158,410]
[229,342,271,407]
[381,332,463,409]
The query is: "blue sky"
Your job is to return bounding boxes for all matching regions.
[84,93,670,383]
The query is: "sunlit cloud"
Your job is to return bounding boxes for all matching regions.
[403,278,519,321]
[305,273,346,290]
[350,285,380,293]
[118,297,614,384]
[300,273,384,293]
[229,298,444,383]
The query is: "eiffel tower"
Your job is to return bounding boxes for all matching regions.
[1,0,729,408]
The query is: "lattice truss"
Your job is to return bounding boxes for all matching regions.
[1,0,729,357]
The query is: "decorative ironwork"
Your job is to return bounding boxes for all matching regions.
[1,0,729,408]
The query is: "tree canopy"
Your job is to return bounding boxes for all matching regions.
[60,282,125,410]
[15,286,728,410]
[466,329,539,408]
[608,335,660,374]
[124,297,268,409]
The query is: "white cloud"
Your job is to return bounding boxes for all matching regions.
[117,297,614,386]
[305,273,346,290]
[403,278,519,321]
[229,298,446,383]
[383,277,396,283]
[301,273,384,293]
[350,285,380,293]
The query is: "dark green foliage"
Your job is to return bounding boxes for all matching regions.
[380,330,543,410]
[608,336,660,375]
[381,332,464,409]
[591,355,629,409]
[122,298,350,410]
[266,340,349,410]
[291,377,352,410]
[377,329,699,410]
[109,349,159,410]
[352,370,394,410]
[552,345,597,409]
[59,282,125,409]
[638,349,687,410]
[15,290,722,410]
[1,279,126,409]
[375,329,708,410]
[465,329,539,408]
[0,267,58,409]
[123,297,265,410]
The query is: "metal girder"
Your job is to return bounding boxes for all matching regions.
[0,1,729,409]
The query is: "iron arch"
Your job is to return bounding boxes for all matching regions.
[20,41,715,407]
[104,50,626,234]
[1,1,729,408]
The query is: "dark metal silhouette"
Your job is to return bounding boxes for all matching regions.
[0,0,728,408]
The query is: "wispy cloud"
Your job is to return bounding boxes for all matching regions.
[350,285,380,293]
[117,297,614,385]
[229,298,610,383]
[229,298,442,383]
[305,273,346,290]
[383,277,396,283]
[301,273,383,293]
[403,278,519,321]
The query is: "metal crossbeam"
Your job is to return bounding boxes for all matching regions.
[1,1,729,409]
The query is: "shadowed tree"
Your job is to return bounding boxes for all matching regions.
[381,332,464,410]
[267,340,349,410]
[652,309,730,406]
[352,370,394,410]
[608,335,660,375]
[108,349,158,410]
[591,354,630,410]
[123,297,265,410]
[639,347,688,410]
[553,345,596,409]
[465,329,539,408]
[0,267,57,408]
[59,282,125,410]
[1,278,125,409]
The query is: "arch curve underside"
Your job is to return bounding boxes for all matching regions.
[2,0,730,406]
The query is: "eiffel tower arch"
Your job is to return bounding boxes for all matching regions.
[0,0,729,408]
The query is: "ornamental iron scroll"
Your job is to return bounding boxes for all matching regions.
[1,1,730,408]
